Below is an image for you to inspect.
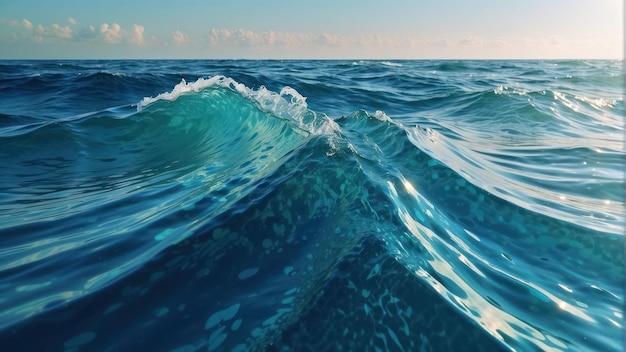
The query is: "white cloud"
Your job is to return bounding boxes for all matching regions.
[4,17,143,47]
[7,18,73,43]
[51,24,72,38]
[206,28,452,51]
[100,23,122,44]
[209,28,319,47]
[173,30,188,45]
[203,28,532,58]
[4,17,617,59]
[233,29,263,46]
[96,23,147,46]
[209,28,232,46]
[34,23,73,40]
[128,24,145,46]
[22,19,32,30]
[458,36,484,47]
[317,33,348,47]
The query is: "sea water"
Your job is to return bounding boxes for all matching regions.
[0,60,623,351]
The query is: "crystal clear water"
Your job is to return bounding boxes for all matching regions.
[0,60,623,351]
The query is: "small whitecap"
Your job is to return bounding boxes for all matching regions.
[380,61,403,67]
[372,110,392,122]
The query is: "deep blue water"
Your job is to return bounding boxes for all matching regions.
[0,60,623,351]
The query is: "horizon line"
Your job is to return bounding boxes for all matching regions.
[1,57,623,61]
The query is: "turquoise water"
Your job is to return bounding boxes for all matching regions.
[0,60,623,351]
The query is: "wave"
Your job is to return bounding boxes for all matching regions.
[0,78,332,330]
[0,72,622,351]
[139,76,338,136]
[332,109,623,350]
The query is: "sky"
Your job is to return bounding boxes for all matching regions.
[0,0,623,59]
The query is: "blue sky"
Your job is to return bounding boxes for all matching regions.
[0,0,622,59]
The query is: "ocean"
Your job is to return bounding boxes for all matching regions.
[0,60,623,351]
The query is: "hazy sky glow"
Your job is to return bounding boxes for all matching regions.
[1,0,623,59]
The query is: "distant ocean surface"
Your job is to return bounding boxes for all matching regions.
[0,60,623,351]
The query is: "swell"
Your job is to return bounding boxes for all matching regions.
[333,110,624,351]
[0,67,623,351]
[406,84,624,235]
[0,65,193,120]
[0,78,330,330]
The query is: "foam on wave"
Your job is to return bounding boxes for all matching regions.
[139,76,339,136]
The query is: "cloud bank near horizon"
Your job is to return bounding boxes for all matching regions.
[0,15,622,59]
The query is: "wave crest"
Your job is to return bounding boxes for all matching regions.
[139,75,338,136]
[0,77,331,329]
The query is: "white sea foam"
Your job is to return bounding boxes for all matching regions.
[372,110,392,122]
[380,61,403,67]
[139,76,339,136]
[138,76,225,108]
[574,95,617,109]
[493,85,528,96]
